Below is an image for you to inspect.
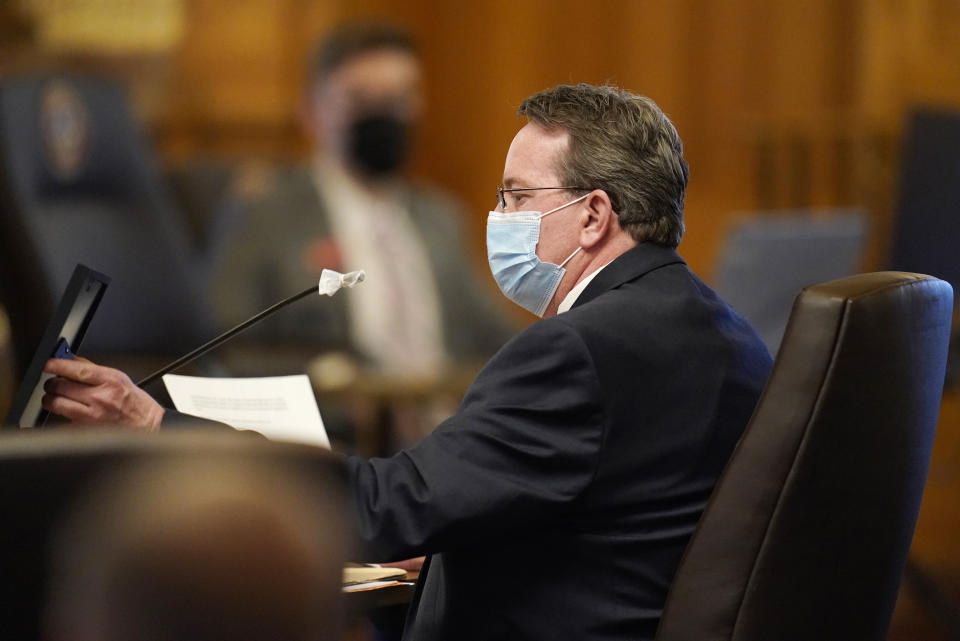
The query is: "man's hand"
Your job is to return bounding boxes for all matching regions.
[41,357,164,432]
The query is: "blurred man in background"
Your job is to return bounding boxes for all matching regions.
[211,21,514,379]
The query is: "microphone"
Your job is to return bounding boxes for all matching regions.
[136,269,366,388]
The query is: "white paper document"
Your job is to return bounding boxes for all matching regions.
[163,374,329,448]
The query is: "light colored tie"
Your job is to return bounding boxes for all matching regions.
[368,208,445,376]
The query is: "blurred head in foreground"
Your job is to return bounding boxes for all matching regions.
[45,456,346,641]
[302,20,422,180]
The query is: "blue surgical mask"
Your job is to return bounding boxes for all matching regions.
[486,194,588,316]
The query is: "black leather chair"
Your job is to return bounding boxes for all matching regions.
[711,209,868,353]
[890,109,960,295]
[889,107,960,385]
[656,272,953,641]
[0,74,212,385]
[0,430,347,640]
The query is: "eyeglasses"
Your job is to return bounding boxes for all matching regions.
[496,185,588,210]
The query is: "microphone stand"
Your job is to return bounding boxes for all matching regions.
[137,285,317,388]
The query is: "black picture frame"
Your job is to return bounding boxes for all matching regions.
[3,264,110,428]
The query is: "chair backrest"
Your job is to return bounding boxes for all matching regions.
[890,108,960,294]
[656,272,953,641]
[0,74,212,379]
[0,430,347,641]
[711,209,868,353]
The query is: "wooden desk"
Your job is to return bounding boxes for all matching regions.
[311,363,478,458]
[345,572,418,616]
[344,570,418,641]
[216,344,480,457]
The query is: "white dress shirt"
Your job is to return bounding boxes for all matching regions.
[314,160,446,376]
[557,263,611,314]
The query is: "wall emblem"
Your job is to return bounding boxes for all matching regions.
[40,81,90,182]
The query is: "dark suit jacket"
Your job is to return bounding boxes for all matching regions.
[209,167,514,370]
[347,243,773,641]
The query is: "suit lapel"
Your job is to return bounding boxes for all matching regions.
[572,243,686,310]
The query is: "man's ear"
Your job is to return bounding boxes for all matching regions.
[578,190,616,249]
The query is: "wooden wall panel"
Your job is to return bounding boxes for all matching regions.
[146,0,959,276]
[11,0,956,272]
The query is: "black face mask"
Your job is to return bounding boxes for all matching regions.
[346,113,412,177]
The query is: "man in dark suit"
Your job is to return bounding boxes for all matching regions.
[43,84,772,641]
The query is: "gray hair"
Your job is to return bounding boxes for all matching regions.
[518,84,688,247]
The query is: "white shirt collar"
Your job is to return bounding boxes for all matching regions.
[557,263,610,314]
